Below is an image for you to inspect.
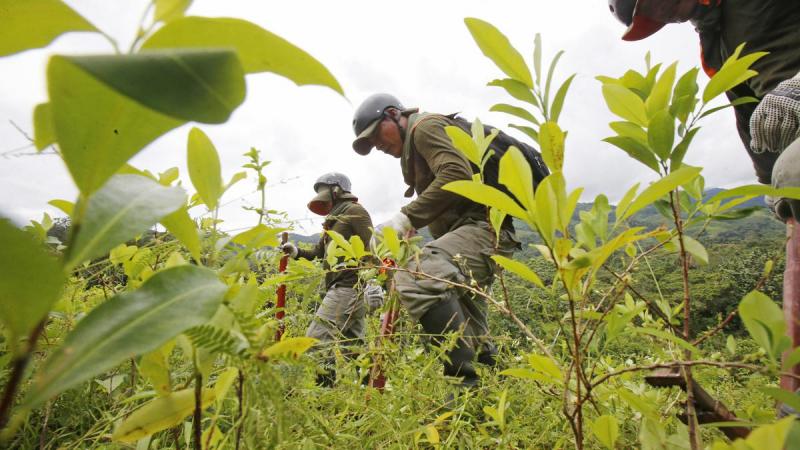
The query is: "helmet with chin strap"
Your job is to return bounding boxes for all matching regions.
[352,93,406,155]
[608,0,703,41]
[313,172,351,193]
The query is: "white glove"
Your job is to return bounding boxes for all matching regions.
[280,242,298,258]
[771,136,800,222]
[750,75,800,154]
[363,281,386,313]
[376,212,413,236]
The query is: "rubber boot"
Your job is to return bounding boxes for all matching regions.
[418,297,479,388]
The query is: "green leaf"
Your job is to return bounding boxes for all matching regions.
[48,198,74,216]
[231,224,283,249]
[534,175,558,246]
[610,121,648,145]
[527,354,563,384]
[740,417,795,450]
[615,183,640,226]
[509,124,539,143]
[670,127,700,170]
[632,327,701,357]
[464,18,533,87]
[443,180,528,221]
[602,84,649,127]
[591,415,619,450]
[544,50,565,109]
[33,103,55,151]
[47,50,244,193]
[65,174,185,269]
[645,62,677,116]
[648,110,675,161]
[161,207,201,263]
[680,235,708,265]
[726,335,737,355]
[621,166,702,221]
[784,346,800,370]
[539,122,565,172]
[603,136,660,173]
[699,96,759,120]
[153,0,191,23]
[703,44,768,103]
[22,265,226,410]
[761,388,800,413]
[138,340,175,396]
[381,226,401,260]
[550,74,575,123]
[533,33,542,85]
[225,171,247,191]
[445,125,480,166]
[490,103,539,125]
[491,255,544,287]
[187,127,223,210]
[0,219,65,348]
[487,79,538,106]
[499,146,536,212]
[739,290,789,361]
[141,17,343,95]
[112,387,215,443]
[259,337,317,360]
[326,229,354,259]
[0,0,97,56]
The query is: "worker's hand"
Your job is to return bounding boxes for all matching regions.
[771,137,800,222]
[280,242,298,258]
[376,212,413,237]
[750,75,800,155]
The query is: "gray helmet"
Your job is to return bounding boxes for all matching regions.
[313,172,351,192]
[352,93,405,155]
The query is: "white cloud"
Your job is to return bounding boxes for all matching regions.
[0,0,754,235]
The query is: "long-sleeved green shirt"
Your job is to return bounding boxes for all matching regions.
[399,113,487,239]
[296,197,373,289]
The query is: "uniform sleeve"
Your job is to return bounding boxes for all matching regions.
[296,236,325,261]
[400,118,475,229]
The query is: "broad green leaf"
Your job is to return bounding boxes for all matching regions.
[610,121,647,146]
[730,417,794,450]
[445,125,480,166]
[645,62,677,116]
[138,340,175,396]
[509,124,539,143]
[48,198,74,216]
[615,183,640,225]
[539,121,565,172]
[490,103,539,125]
[648,110,675,161]
[0,0,96,56]
[602,84,649,127]
[591,415,619,450]
[160,206,202,263]
[33,103,55,151]
[141,17,343,95]
[381,226,401,260]
[112,387,216,443]
[0,219,65,348]
[784,346,800,370]
[632,327,701,357]
[231,224,283,249]
[703,45,768,103]
[225,171,247,191]
[708,185,800,204]
[620,69,649,96]
[259,337,317,360]
[65,175,185,269]
[670,127,700,170]
[680,235,708,265]
[621,166,702,221]
[534,176,558,246]
[443,180,528,221]
[739,290,789,361]
[487,79,538,106]
[464,18,533,87]
[153,0,191,23]
[158,167,180,186]
[543,50,565,108]
[489,207,507,241]
[527,354,563,383]
[761,387,800,413]
[726,335,737,355]
[499,146,536,212]
[47,50,244,193]
[326,229,354,259]
[699,96,759,120]
[214,366,239,408]
[187,127,223,210]
[603,136,660,173]
[22,266,226,410]
[550,74,575,123]
[491,255,544,288]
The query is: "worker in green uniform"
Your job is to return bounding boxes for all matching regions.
[281,172,375,386]
[351,94,520,389]
[607,0,800,195]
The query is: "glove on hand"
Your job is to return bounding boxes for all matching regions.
[770,136,800,222]
[280,242,298,258]
[376,212,413,236]
[750,75,800,154]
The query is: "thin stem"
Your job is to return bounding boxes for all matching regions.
[193,371,202,450]
[0,319,47,430]
[235,370,244,450]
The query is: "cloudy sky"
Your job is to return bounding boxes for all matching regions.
[0,0,755,236]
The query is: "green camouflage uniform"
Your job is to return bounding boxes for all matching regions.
[394,112,519,356]
[295,195,373,347]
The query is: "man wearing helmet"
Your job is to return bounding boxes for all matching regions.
[607,0,800,189]
[281,172,375,386]
[352,93,520,389]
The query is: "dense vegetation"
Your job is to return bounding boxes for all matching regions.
[2,1,800,449]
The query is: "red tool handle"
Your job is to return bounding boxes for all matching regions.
[782,219,800,392]
[275,232,289,341]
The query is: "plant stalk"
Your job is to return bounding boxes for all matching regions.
[0,319,46,431]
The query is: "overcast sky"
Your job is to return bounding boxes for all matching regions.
[0,0,754,236]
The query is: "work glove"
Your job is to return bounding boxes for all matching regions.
[280,242,298,258]
[376,212,413,236]
[363,280,386,313]
[750,75,800,155]
[770,136,800,222]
